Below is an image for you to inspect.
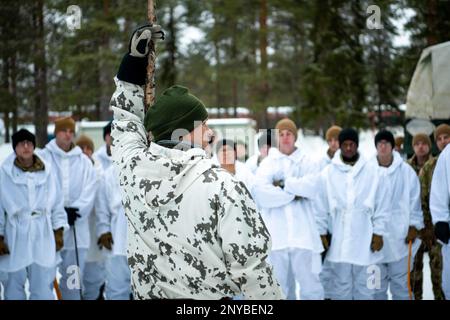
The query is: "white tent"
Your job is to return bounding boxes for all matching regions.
[406,41,450,120]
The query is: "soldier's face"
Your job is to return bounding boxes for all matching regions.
[56,129,75,151]
[436,133,450,151]
[376,140,393,158]
[217,145,236,166]
[80,145,93,158]
[187,120,214,150]
[340,140,358,159]
[278,130,296,155]
[327,137,339,153]
[413,141,430,157]
[15,140,34,161]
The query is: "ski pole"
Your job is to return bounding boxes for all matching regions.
[407,240,413,300]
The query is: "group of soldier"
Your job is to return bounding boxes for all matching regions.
[0,118,131,300]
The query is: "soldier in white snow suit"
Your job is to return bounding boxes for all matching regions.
[253,118,324,300]
[312,128,390,300]
[370,130,423,300]
[430,144,450,298]
[38,117,97,300]
[75,135,107,300]
[0,129,68,300]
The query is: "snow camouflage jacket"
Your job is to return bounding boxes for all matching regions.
[110,78,283,300]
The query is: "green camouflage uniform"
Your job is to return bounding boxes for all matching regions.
[408,155,445,300]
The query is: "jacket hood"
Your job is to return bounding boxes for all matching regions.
[371,150,403,175]
[138,142,218,208]
[45,138,82,158]
[268,147,305,163]
[1,153,50,185]
[331,149,366,177]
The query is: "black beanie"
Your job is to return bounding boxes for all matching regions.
[103,120,112,140]
[12,129,36,151]
[338,128,359,147]
[374,129,395,148]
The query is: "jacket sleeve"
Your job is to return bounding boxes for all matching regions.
[409,168,424,230]
[95,172,112,238]
[284,173,320,199]
[252,158,295,209]
[218,180,284,300]
[110,77,148,169]
[372,176,390,236]
[0,197,5,237]
[314,170,331,235]
[71,158,98,220]
[430,147,450,224]
[49,171,69,231]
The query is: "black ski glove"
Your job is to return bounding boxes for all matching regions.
[435,222,450,245]
[117,24,164,86]
[64,207,81,226]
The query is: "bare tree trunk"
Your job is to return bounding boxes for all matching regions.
[256,0,269,129]
[98,0,112,120]
[426,0,438,45]
[33,0,49,148]
[145,0,157,111]
[2,56,10,143]
[161,4,177,88]
[10,54,18,133]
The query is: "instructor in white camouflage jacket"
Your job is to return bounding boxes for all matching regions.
[109,25,283,300]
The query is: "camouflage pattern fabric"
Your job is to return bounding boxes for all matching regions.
[109,78,283,300]
[410,155,445,300]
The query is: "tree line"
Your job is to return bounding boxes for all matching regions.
[1,0,450,147]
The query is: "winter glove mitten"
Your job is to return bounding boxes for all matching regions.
[273,179,285,189]
[434,222,450,245]
[419,227,436,249]
[64,207,81,226]
[98,232,114,250]
[371,234,383,252]
[0,236,9,255]
[405,226,418,244]
[54,228,64,252]
[117,24,164,86]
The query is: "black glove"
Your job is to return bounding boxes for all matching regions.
[435,222,450,245]
[117,24,164,86]
[64,207,81,226]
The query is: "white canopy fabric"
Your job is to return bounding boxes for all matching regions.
[406,41,450,120]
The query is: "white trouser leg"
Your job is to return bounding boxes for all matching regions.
[388,256,411,300]
[28,263,55,300]
[320,259,333,299]
[442,243,450,299]
[59,248,88,300]
[352,264,376,300]
[291,249,324,300]
[83,261,106,300]
[105,255,131,300]
[374,263,389,300]
[268,249,295,299]
[5,268,27,300]
[327,262,352,300]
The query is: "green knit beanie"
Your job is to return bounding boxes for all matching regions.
[144,85,208,142]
